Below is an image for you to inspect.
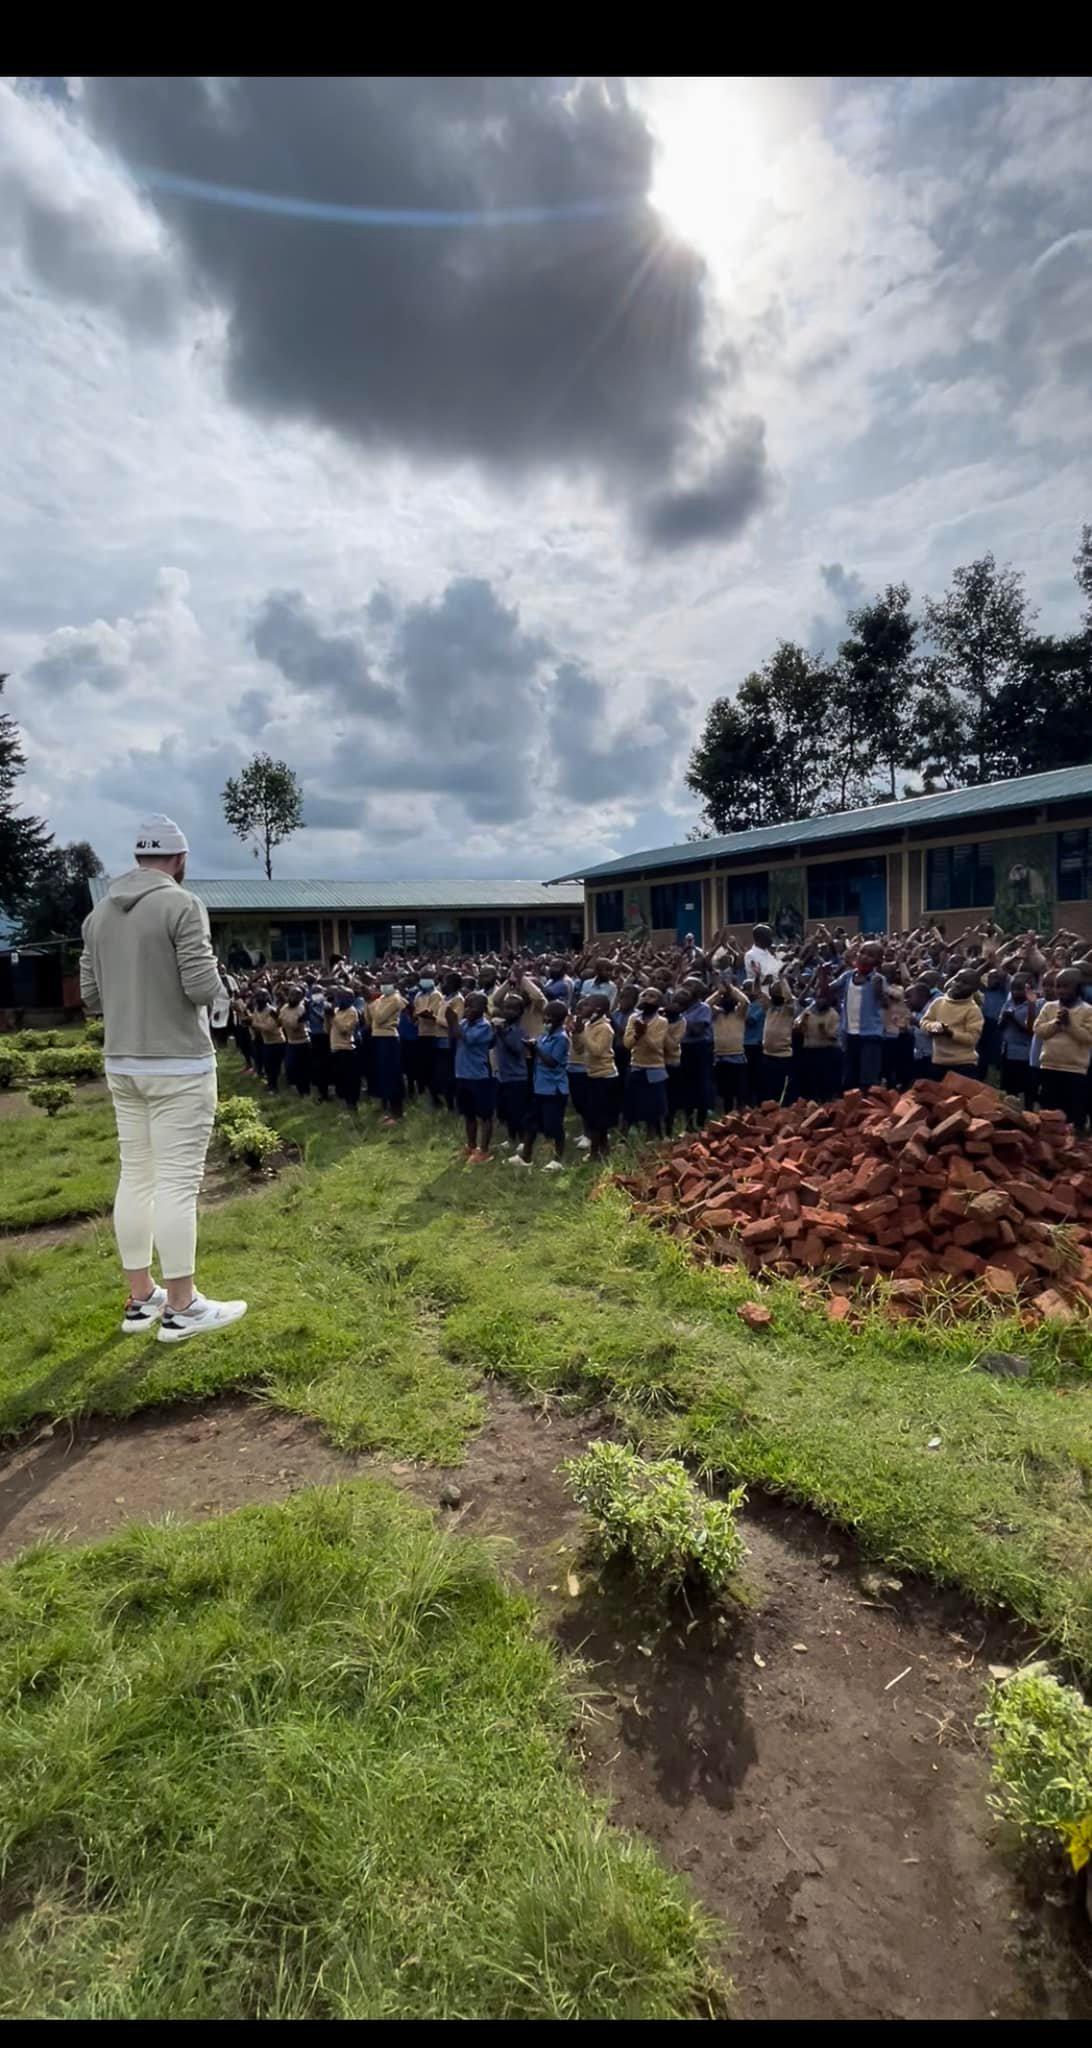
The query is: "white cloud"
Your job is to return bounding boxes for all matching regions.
[2,74,1091,884]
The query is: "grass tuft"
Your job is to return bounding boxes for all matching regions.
[0,1482,722,2019]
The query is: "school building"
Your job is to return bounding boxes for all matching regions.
[550,764,1092,949]
[86,877,584,966]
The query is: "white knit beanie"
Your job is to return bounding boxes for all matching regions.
[134,814,190,856]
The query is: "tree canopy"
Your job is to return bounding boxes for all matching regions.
[221,754,305,880]
[687,527,1092,835]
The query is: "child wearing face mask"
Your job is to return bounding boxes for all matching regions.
[622,988,670,1139]
[367,979,406,1124]
[413,971,445,1107]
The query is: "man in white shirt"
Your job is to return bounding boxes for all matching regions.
[743,923,782,985]
[80,814,247,1344]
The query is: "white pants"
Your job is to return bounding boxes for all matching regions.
[107,1070,217,1280]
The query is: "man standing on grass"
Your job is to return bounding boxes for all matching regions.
[79,815,247,1344]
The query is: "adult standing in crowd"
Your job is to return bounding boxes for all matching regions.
[79,815,247,1342]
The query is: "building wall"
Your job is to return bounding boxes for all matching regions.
[586,814,1092,947]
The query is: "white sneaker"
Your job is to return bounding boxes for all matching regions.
[121,1284,167,1335]
[158,1293,248,1344]
[574,1134,592,1150]
[542,1159,566,1173]
[506,1152,531,1168]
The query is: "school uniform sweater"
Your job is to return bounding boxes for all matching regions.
[516,977,548,1041]
[250,1007,285,1044]
[761,1003,795,1059]
[920,994,983,1065]
[797,1004,840,1049]
[367,993,405,1038]
[582,1014,618,1080]
[624,1012,670,1070]
[663,1017,686,1068]
[1032,1000,1092,1073]
[278,1002,310,1046]
[713,992,748,1058]
[329,1009,358,1053]
[414,991,446,1039]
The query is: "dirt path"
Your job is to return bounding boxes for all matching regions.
[1,1388,1088,2020]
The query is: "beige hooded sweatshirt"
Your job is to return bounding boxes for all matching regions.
[80,869,223,1062]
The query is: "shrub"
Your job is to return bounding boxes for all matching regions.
[980,1668,1092,1874]
[0,1046,33,1090]
[33,1045,104,1081]
[214,1098,278,1169]
[562,1440,747,1595]
[82,1017,105,1044]
[12,1028,60,1051]
[28,1080,75,1118]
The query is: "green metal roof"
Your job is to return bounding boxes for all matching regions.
[551,763,1092,884]
[89,876,583,913]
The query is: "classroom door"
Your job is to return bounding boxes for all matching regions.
[857,870,887,934]
[676,890,702,943]
[349,929,377,963]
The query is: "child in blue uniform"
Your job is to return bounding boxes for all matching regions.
[518,999,570,1171]
[454,991,496,1162]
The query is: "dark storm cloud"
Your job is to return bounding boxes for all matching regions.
[547,661,695,804]
[249,591,400,719]
[637,420,770,550]
[74,77,762,540]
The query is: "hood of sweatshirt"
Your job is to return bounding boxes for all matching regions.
[108,868,180,913]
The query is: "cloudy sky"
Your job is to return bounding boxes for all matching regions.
[3,75,1090,880]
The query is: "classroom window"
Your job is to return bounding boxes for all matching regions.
[726,873,769,924]
[1057,829,1092,901]
[269,921,321,963]
[459,918,502,954]
[925,843,995,912]
[525,917,582,951]
[388,923,417,952]
[649,881,702,938]
[594,888,624,933]
[807,857,887,921]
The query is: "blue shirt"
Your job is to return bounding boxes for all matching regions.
[494,1021,530,1083]
[981,985,1007,1023]
[544,976,573,1005]
[454,1016,494,1081]
[999,994,1033,1063]
[533,1027,570,1096]
[832,968,887,1040]
[305,993,327,1034]
[398,999,418,1040]
[682,998,713,1043]
[744,1000,766,1047]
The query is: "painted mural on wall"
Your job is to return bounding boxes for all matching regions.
[992,835,1054,936]
[624,885,650,941]
[770,865,805,946]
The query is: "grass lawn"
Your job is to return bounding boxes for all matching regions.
[0,1088,117,1231]
[0,1483,719,2018]
[1,1063,1090,1670]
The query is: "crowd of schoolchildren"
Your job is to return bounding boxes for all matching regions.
[214,916,1092,1171]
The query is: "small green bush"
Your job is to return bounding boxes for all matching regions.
[980,1668,1092,1874]
[33,1045,104,1081]
[12,1028,60,1051]
[28,1080,75,1118]
[562,1440,747,1595]
[0,1046,33,1090]
[214,1098,278,1168]
[82,1017,105,1044]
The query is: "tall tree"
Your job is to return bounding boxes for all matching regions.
[0,676,52,916]
[1075,524,1092,633]
[915,554,1034,786]
[221,754,305,880]
[834,582,918,801]
[686,642,837,834]
[15,840,105,941]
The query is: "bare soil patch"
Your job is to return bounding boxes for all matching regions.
[0,1385,1087,2020]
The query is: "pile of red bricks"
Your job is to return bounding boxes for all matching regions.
[616,1075,1092,1321]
